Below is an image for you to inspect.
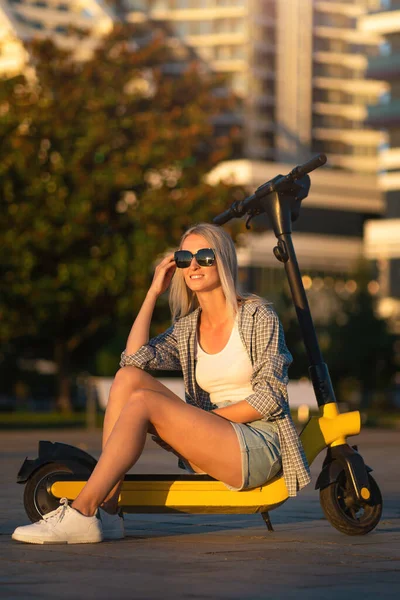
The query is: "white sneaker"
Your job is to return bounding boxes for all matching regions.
[98,507,125,540]
[12,498,103,545]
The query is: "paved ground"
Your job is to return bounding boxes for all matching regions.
[0,428,399,599]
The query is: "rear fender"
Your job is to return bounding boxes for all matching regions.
[17,441,97,483]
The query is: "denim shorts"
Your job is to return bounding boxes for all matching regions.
[180,418,281,492]
[226,419,282,491]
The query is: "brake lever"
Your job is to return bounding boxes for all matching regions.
[245,208,263,229]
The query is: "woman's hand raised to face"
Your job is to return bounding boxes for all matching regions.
[148,253,177,299]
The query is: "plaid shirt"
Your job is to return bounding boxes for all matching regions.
[120,300,311,496]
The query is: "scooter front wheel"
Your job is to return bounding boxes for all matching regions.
[320,470,382,535]
[24,463,73,522]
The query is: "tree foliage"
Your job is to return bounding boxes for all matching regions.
[0,25,240,408]
[276,263,396,407]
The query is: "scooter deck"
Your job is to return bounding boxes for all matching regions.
[43,409,361,514]
[48,472,289,514]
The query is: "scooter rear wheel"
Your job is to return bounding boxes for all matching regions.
[24,463,73,522]
[320,470,382,535]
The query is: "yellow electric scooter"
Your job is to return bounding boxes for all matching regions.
[16,154,382,535]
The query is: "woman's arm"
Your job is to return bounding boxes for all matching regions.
[125,290,158,355]
[124,253,176,355]
[211,401,263,423]
[121,253,181,371]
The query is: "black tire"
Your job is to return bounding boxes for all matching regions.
[320,471,382,536]
[24,463,73,522]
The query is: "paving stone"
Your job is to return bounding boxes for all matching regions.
[0,428,399,599]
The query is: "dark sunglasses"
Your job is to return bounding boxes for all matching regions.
[174,248,216,268]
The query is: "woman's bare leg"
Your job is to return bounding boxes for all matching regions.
[72,387,242,517]
[100,367,201,513]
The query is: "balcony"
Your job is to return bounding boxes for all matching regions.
[237,231,364,272]
[380,147,400,170]
[314,25,383,46]
[313,127,383,145]
[323,153,378,174]
[360,10,400,36]
[364,219,400,260]
[313,50,367,70]
[315,1,364,19]
[210,58,246,72]
[313,101,367,121]
[184,33,246,46]
[378,171,400,191]
[313,76,387,96]
[150,6,247,21]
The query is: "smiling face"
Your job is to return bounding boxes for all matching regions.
[180,233,221,294]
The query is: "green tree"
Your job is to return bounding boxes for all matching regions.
[325,267,396,409]
[0,25,240,410]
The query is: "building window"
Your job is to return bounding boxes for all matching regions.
[327,90,343,103]
[13,11,26,22]
[214,18,245,34]
[124,0,147,10]
[188,21,205,35]
[232,45,245,59]
[54,25,68,34]
[352,146,377,157]
[30,19,44,29]
[199,21,211,34]
[175,22,188,36]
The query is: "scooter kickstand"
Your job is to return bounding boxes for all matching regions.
[261,511,274,532]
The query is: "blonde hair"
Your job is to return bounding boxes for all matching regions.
[169,223,259,321]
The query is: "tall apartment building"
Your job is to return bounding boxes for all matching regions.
[311,0,387,172]
[359,1,400,331]
[116,0,390,315]
[0,0,114,75]
[123,0,387,170]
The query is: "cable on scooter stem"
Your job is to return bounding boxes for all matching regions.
[213,153,327,226]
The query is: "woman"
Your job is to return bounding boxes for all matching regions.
[12,223,310,544]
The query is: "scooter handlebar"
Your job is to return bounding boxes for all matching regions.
[213,153,327,225]
[287,153,327,182]
[213,207,236,226]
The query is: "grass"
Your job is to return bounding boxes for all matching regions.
[1,409,399,430]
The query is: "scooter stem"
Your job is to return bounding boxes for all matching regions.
[258,192,337,408]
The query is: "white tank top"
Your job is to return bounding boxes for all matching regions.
[195,318,254,407]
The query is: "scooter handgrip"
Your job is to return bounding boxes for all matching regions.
[213,208,234,225]
[291,154,327,179]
